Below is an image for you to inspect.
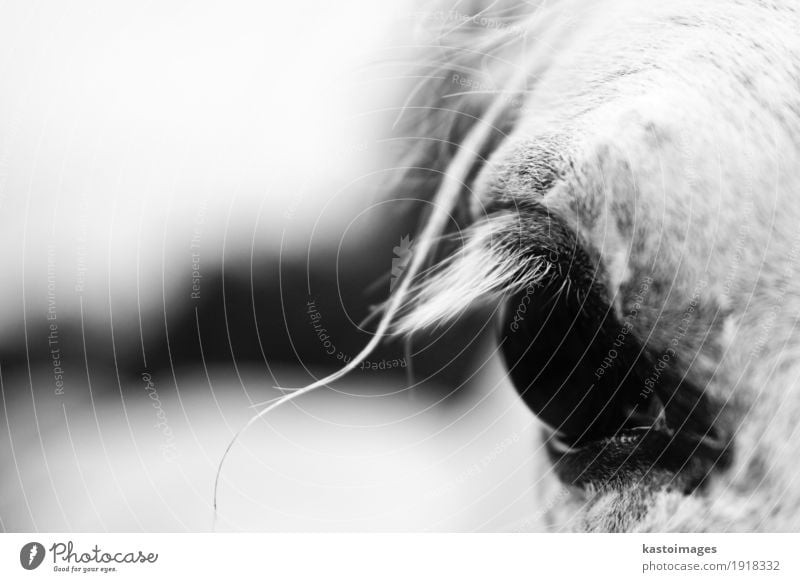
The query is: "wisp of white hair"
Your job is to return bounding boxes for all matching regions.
[212,0,589,525]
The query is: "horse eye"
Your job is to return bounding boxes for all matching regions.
[497,203,733,492]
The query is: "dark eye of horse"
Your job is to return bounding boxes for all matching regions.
[497,207,733,492]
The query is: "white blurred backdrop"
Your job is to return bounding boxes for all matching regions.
[0,0,550,532]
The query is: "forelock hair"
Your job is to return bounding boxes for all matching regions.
[385,0,583,335]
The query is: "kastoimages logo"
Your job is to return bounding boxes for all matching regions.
[20,542,46,570]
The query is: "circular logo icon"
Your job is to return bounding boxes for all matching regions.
[20,542,46,570]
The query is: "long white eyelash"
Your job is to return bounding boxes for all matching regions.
[212,0,587,525]
[391,215,552,334]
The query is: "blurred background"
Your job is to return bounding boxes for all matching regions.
[0,0,551,531]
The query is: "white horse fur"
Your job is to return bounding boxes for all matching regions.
[382,0,800,531]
